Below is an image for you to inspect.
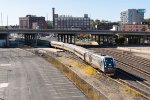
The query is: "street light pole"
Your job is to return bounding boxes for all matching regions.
[35,25,40,47]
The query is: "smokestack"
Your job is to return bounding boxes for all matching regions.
[52,8,55,29]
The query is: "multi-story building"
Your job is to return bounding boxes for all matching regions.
[52,8,90,30]
[19,15,47,29]
[120,9,145,24]
[120,24,148,32]
[97,22,119,30]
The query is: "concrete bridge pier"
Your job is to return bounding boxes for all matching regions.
[61,34,63,42]
[64,35,66,43]
[121,35,150,45]
[67,35,69,43]
[5,34,9,47]
[91,35,97,41]
[57,34,76,44]
[98,35,100,45]
[24,34,27,44]
[57,34,64,42]
[34,33,38,47]
[91,35,94,41]
[127,35,142,45]
[57,34,61,42]
[91,34,116,46]
[0,34,10,47]
[24,33,37,47]
[6,34,9,47]
[72,34,76,44]
[141,35,150,45]
[70,35,73,44]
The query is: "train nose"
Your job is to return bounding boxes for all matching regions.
[105,68,115,74]
[108,64,113,67]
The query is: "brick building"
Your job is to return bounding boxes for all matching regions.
[52,8,90,30]
[120,24,148,31]
[19,15,47,29]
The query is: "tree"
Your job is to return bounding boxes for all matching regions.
[117,37,126,45]
[95,19,100,25]
[101,20,110,23]
[46,21,52,29]
[144,18,150,23]
[90,19,95,26]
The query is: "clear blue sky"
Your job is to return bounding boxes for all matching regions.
[0,0,149,25]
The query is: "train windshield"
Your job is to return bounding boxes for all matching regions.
[105,58,114,67]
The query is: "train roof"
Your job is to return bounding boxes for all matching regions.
[92,52,113,58]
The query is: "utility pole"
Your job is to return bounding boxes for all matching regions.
[7,15,8,28]
[1,12,3,26]
[46,13,48,21]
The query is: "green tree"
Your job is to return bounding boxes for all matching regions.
[95,19,100,25]
[117,37,126,45]
[90,19,95,26]
[144,18,150,22]
[46,21,52,29]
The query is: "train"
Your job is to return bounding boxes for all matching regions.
[50,41,116,76]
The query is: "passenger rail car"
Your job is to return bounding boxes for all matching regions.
[50,41,116,76]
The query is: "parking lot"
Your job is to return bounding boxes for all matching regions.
[0,48,87,100]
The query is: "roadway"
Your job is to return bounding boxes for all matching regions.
[0,48,88,100]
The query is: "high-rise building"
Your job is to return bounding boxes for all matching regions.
[120,9,145,24]
[19,15,47,29]
[52,8,90,30]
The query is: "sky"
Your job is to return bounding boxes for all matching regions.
[0,0,150,25]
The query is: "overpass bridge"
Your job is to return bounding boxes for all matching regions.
[0,29,150,35]
[0,29,150,47]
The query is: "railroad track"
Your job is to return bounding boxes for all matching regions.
[113,48,150,66]
[59,50,150,100]
[97,48,150,68]
[116,59,150,77]
[115,65,150,99]
[90,48,150,81]
[116,67,150,88]
[87,47,150,99]
[105,48,150,67]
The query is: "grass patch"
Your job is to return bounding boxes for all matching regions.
[124,85,141,98]
[60,57,97,76]
[84,66,97,75]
